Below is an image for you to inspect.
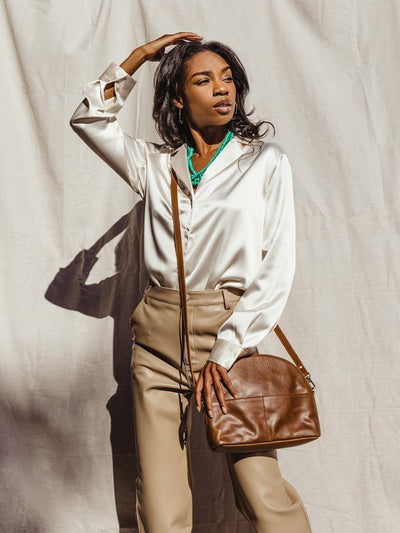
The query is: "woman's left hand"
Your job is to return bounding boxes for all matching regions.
[195,361,238,418]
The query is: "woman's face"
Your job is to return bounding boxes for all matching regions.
[175,50,237,131]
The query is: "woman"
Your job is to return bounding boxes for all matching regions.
[70,32,313,533]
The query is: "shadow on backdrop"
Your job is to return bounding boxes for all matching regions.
[45,200,251,532]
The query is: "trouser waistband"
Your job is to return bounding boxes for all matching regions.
[143,284,244,309]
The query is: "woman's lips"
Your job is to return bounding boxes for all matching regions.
[213,104,232,114]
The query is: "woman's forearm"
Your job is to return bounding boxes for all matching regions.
[104,47,148,100]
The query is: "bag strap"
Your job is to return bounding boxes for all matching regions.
[170,169,197,387]
[170,169,315,389]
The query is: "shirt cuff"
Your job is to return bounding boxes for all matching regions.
[103,95,117,109]
[98,61,133,84]
[207,338,256,371]
[81,61,137,114]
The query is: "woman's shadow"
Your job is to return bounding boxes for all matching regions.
[45,201,148,530]
[45,200,250,532]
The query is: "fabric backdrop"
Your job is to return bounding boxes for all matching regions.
[1,1,399,532]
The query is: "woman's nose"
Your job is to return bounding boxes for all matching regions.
[214,84,229,95]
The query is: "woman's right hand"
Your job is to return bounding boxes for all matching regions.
[140,32,203,62]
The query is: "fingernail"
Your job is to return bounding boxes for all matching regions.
[222,407,227,414]
[208,410,213,418]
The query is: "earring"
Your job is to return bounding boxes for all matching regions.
[178,107,184,124]
[234,101,237,114]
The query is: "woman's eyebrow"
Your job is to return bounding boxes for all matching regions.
[189,66,232,80]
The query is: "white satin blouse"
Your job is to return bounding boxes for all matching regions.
[69,61,296,371]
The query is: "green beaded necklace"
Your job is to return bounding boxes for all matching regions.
[187,130,235,187]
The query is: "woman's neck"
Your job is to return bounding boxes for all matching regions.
[188,125,230,158]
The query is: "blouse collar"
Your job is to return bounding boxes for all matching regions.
[170,136,254,200]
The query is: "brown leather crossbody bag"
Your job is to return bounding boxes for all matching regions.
[170,169,321,453]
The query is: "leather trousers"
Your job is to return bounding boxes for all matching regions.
[130,284,313,533]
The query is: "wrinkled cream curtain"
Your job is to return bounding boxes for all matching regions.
[1,1,399,531]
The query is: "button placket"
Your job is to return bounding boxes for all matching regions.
[181,203,193,255]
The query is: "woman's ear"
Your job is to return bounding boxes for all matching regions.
[173,97,184,109]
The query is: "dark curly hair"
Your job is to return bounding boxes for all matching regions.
[152,40,275,149]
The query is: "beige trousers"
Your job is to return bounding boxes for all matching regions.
[130,284,313,533]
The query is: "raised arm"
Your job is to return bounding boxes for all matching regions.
[69,33,202,198]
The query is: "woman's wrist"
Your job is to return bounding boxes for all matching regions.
[104,48,147,101]
[120,47,148,76]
